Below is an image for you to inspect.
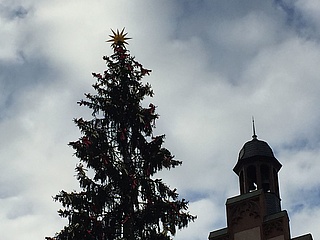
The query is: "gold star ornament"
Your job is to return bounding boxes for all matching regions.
[107,28,131,47]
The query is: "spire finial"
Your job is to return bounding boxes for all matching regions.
[252,116,257,139]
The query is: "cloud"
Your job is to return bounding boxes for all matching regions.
[0,1,320,240]
[0,4,28,20]
[274,0,320,40]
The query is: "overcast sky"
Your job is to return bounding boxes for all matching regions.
[1,0,320,239]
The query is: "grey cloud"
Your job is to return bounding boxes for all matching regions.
[274,0,320,39]
[0,56,59,118]
[0,179,23,199]
[6,199,34,219]
[0,2,29,20]
[0,1,320,240]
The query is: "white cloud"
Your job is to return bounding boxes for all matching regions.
[0,1,320,240]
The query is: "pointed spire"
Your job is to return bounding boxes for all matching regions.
[252,116,257,139]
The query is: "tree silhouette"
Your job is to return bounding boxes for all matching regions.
[48,29,196,240]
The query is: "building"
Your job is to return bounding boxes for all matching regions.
[208,131,314,240]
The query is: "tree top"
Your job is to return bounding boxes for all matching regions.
[106,28,131,47]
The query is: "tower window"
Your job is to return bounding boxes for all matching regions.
[273,168,279,197]
[239,171,244,194]
[247,165,257,191]
[261,164,270,192]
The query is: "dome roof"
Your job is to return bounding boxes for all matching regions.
[238,137,275,160]
[233,134,282,175]
[234,136,282,174]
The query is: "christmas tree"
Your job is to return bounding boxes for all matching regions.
[48,29,196,240]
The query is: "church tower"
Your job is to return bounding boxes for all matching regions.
[208,126,313,240]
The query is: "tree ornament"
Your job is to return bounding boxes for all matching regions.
[107,28,131,47]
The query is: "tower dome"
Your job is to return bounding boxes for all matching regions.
[234,135,281,174]
[238,137,275,160]
[233,131,282,198]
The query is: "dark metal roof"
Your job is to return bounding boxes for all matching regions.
[234,136,282,174]
[292,234,313,240]
[208,227,228,240]
[238,138,275,160]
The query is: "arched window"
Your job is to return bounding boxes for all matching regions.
[247,165,257,191]
[261,164,270,192]
[239,170,244,194]
[273,168,279,196]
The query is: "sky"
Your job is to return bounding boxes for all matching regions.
[1,0,320,239]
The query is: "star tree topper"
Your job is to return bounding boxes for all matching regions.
[107,28,131,47]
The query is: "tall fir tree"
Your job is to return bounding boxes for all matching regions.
[48,29,196,240]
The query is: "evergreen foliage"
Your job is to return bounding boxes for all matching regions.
[48,29,196,240]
